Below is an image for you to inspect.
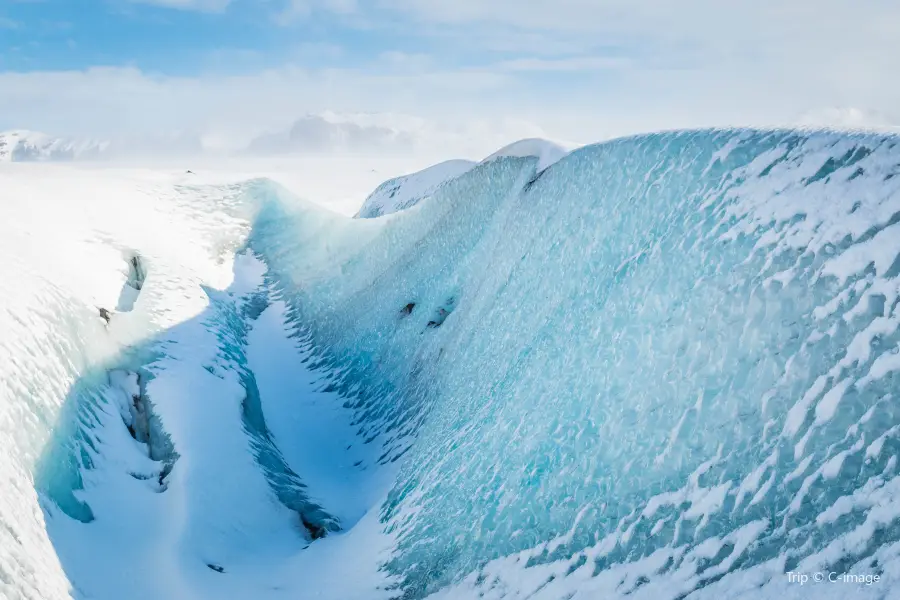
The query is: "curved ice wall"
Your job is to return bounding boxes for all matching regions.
[249,129,900,599]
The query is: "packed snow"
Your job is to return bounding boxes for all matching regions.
[479,137,570,172]
[355,159,476,218]
[2,129,900,600]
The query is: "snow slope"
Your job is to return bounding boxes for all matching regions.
[2,128,900,600]
[479,137,569,172]
[355,159,476,218]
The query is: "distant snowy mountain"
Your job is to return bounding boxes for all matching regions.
[0,129,210,162]
[1,116,566,165]
[354,159,476,218]
[355,138,570,218]
[247,115,416,156]
[0,130,106,162]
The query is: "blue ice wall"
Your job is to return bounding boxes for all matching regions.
[247,129,900,598]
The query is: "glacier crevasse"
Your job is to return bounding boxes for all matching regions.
[1,129,900,599]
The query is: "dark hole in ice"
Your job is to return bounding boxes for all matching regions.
[158,463,173,486]
[301,515,327,540]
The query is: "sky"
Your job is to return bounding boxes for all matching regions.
[1,0,899,157]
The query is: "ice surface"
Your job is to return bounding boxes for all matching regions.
[2,129,900,600]
[248,129,900,599]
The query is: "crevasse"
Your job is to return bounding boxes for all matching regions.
[2,129,900,600]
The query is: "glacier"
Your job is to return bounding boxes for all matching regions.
[1,128,900,600]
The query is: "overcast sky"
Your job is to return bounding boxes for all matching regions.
[1,0,898,156]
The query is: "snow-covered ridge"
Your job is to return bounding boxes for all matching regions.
[355,138,569,218]
[479,137,570,172]
[354,159,475,218]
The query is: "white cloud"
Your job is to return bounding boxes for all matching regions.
[796,107,899,131]
[0,65,525,157]
[246,114,416,155]
[2,1,899,159]
[373,0,900,84]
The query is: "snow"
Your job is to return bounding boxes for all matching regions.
[355,138,570,219]
[246,299,394,527]
[0,130,109,162]
[2,127,900,600]
[479,137,570,172]
[0,158,397,600]
[355,159,475,218]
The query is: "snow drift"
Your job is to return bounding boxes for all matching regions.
[2,129,900,600]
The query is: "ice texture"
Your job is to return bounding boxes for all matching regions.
[248,129,900,599]
[1,129,900,600]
